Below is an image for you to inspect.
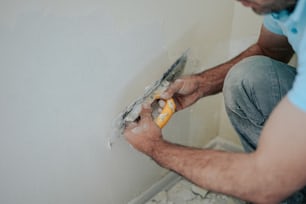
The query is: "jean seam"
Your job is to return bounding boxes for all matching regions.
[269,59,282,113]
[241,78,267,126]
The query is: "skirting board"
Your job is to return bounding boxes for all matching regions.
[128,172,181,204]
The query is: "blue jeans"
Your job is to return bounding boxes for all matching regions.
[223,56,306,203]
[223,56,296,152]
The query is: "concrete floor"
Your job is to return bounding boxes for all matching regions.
[145,137,247,204]
[144,137,306,204]
[145,179,246,204]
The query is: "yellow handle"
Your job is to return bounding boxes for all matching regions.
[154,98,176,128]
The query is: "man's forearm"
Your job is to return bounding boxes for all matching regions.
[195,43,264,97]
[194,25,294,98]
[151,140,269,203]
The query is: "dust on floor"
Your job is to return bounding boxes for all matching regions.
[145,179,246,204]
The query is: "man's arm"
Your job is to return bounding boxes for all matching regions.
[124,25,298,203]
[125,97,306,203]
[162,26,294,109]
[194,26,294,96]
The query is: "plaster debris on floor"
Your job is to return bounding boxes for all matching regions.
[145,179,246,204]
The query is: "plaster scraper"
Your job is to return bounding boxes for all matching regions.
[109,51,188,148]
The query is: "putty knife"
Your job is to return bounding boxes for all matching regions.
[108,51,187,148]
[121,52,187,128]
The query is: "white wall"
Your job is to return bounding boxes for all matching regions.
[0,1,236,203]
[217,3,263,144]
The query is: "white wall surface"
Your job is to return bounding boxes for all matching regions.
[0,0,236,203]
[217,3,263,144]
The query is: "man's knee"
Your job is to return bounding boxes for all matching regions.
[223,56,271,109]
[223,55,295,113]
[222,56,276,151]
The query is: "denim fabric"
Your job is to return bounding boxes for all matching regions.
[223,56,296,152]
[223,56,306,203]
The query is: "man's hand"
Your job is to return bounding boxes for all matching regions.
[161,75,203,111]
[124,103,163,156]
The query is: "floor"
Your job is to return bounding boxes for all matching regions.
[145,179,246,204]
[144,137,306,204]
[145,137,247,204]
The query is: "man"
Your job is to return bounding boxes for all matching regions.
[124,0,306,203]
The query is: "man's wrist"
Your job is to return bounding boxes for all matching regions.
[195,67,225,97]
[149,139,176,169]
[194,72,209,98]
[145,138,166,157]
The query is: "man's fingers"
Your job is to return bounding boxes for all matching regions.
[158,99,166,107]
[161,79,184,99]
[139,102,153,120]
[125,121,138,130]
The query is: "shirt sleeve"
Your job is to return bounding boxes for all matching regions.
[288,35,306,112]
[263,15,284,35]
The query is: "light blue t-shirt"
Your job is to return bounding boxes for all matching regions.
[263,0,306,112]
